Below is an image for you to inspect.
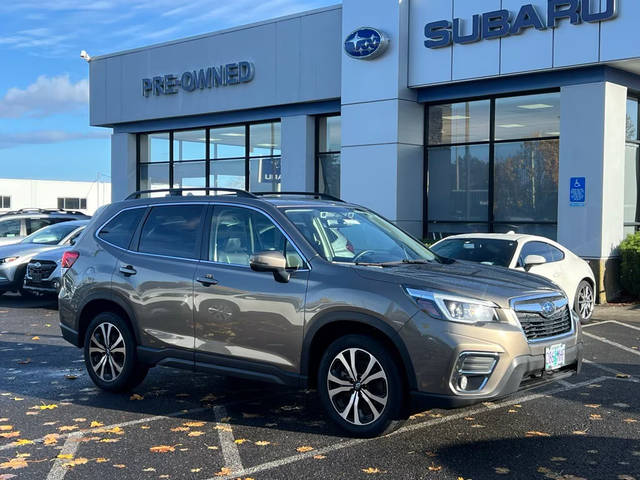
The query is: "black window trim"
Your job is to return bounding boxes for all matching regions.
[314,112,341,195]
[425,88,561,240]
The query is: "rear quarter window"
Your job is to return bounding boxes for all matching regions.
[98,208,146,249]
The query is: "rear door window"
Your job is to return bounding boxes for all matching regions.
[138,204,205,259]
[0,219,21,238]
[98,208,146,249]
[27,218,55,234]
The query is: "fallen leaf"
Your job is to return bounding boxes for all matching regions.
[214,425,232,432]
[623,418,638,423]
[296,446,314,453]
[214,467,231,476]
[64,375,78,380]
[313,455,326,459]
[508,409,517,413]
[58,425,78,432]
[616,373,631,379]
[90,421,104,428]
[142,467,156,472]
[362,467,383,474]
[112,464,126,468]
[104,426,124,435]
[0,474,17,479]
[584,404,601,409]
[63,458,89,467]
[187,431,205,437]
[95,458,108,463]
[16,359,30,365]
[219,416,231,423]
[171,427,190,432]
[590,414,602,420]
[43,434,59,445]
[525,431,550,437]
[12,439,33,446]
[206,445,219,450]
[0,426,12,431]
[494,467,510,474]
[0,457,28,470]
[140,425,150,430]
[31,336,40,341]
[428,464,443,471]
[572,430,587,435]
[255,441,271,446]
[190,468,202,473]
[0,432,19,439]
[234,438,249,444]
[184,421,205,427]
[129,394,144,401]
[551,457,567,462]
[150,445,175,453]
[99,438,119,443]
[57,454,73,459]
[73,418,86,422]
[0,419,8,422]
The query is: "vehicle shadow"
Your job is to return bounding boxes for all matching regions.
[0,293,58,310]
[433,435,640,480]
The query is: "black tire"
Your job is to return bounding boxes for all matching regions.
[83,312,149,392]
[318,334,404,437]
[574,280,595,324]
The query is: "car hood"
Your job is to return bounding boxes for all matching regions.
[0,243,58,262]
[30,245,69,262]
[354,259,561,309]
[0,237,23,246]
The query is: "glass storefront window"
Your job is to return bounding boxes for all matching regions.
[426,92,560,240]
[210,159,246,190]
[210,126,246,159]
[145,133,170,163]
[138,122,281,193]
[316,115,341,197]
[249,157,281,192]
[494,93,560,141]
[428,100,490,145]
[493,140,559,223]
[173,130,205,161]
[250,122,281,157]
[427,145,489,222]
[627,98,638,142]
[625,98,640,235]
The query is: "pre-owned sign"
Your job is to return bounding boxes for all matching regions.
[424,0,617,49]
[142,61,255,97]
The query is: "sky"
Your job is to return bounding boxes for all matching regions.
[0,0,336,183]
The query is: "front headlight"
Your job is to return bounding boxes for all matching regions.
[405,288,499,324]
[0,256,19,265]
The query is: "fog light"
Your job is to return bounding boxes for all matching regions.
[459,375,468,390]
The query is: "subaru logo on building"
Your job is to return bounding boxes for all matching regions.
[344,27,389,60]
[541,301,556,317]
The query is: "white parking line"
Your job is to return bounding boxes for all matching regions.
[583,332,640,357]
[45,432,83,480]
[211,375,610,480]
[610,320,640,332]
[213,405,244,474]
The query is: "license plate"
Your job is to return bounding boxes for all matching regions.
[545,343,566,371]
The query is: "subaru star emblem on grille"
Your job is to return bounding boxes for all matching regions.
[344,27,389,60]
[541,301,556,317]
[34,262,41,268]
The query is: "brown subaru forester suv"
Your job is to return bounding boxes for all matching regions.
[59,189,583,437]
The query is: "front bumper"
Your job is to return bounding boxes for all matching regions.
[410,341,583,410]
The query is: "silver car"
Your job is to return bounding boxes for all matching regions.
[0,209,89,246]
[0,220,88,296]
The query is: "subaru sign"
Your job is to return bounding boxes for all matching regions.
[142,61,255,97]
[424,0,617,49]
[344,27,389,60]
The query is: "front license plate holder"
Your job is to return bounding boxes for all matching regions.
[545,343,566,371]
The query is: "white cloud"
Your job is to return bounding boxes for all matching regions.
[0,75,88,118]
[0,129,109,149]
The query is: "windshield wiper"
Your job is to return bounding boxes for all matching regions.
[401,259,431,264]
[354,259,431,267]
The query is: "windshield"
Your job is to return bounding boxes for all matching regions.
[21,222,80,245]
[430,238,517,267]
[282,206,437,264]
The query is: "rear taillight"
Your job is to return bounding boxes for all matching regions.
[61,251,80,269]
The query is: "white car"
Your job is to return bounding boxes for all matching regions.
[430,233,596,323]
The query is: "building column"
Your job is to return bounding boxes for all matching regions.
[110,133,137,201]
[557,81,627,301]
[280,115,315,192]
[340,0,424,237]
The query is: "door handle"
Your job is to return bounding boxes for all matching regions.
[119,265,137,276]
[196,274,218,286]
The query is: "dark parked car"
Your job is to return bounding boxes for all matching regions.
[59,190,582,437]
[0,208,89,246]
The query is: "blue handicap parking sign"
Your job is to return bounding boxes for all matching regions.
[570,177,586,206]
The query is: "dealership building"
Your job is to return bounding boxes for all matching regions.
[89,0,640,300]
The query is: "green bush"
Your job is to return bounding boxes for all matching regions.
[619,232,640,298]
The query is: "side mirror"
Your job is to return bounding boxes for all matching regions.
[523,254,546,271]
[250,251,290,283]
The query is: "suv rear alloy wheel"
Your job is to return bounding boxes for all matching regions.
[318,335,403,437]
[84,312,149,392]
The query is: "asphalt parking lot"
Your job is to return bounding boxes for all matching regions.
[0,294,638,480]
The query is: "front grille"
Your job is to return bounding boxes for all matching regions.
[27,261,57,280]
[516,306,572,341]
